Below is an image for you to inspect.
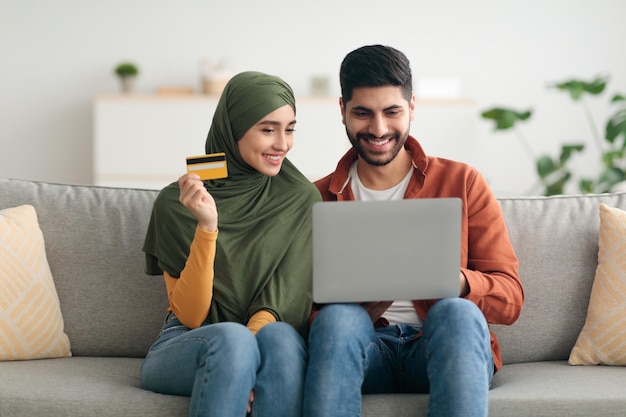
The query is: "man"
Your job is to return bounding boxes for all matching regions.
[303,45,524,417]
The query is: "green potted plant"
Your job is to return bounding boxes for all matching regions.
[481,76,626,196]
[113,62,139,93]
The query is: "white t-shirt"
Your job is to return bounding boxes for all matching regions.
[349,161,423,326]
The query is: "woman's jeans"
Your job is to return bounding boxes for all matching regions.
[140,312,307,417]
[303,298,494,417]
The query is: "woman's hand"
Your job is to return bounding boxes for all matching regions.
[178,173,218,232]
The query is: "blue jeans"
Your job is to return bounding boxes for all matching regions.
[140,312,307,417]
[303,298,494,417]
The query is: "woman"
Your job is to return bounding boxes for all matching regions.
[141,71,321,417]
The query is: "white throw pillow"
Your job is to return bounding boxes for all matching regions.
[569,204,626,366]
[0,205,71,360]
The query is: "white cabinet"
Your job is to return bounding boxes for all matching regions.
[93,94,476,190]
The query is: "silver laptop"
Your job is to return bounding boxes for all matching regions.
[312,198,462,303]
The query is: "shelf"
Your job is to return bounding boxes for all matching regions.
[93,95,477,190]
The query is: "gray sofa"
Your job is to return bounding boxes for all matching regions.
[1,177,625,417]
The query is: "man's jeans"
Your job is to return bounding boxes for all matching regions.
[303,298,494,417]
[140,312,307,417]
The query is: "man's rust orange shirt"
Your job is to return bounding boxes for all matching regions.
[312,136,524,371]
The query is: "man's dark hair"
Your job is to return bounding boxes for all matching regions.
[340,44,413,104]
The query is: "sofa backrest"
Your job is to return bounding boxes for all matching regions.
[3,178,626,363]
[1,178,167,357]
[494,192,626,364]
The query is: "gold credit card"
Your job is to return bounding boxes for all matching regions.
[186,153,228,180]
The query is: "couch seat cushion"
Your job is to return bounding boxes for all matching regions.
[362,361,626,417]
[0,357,188,417]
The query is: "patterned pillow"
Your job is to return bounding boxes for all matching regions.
[569,204,626,365]
[0,205,71,360]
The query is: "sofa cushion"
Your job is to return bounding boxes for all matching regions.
[492,192,626,364]
[0,357,189,417]
[0,179,168,357]
[486,361,626,417]
[2,358,625,417]
[0,205,71,360]
[360,361,626,417]
[569,204,626,365]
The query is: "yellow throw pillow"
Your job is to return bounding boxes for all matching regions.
[0,205,71,360]
[569,204,626,366]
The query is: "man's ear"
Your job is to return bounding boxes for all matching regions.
[409,93,416,122]
[339,97,347,126]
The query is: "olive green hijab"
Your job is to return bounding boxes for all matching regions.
[143,71,321,337]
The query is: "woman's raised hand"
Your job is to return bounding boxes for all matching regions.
[178,173,218,232]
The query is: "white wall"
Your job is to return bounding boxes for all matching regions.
[1,0,625,196]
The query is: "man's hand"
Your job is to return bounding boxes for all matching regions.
[247,390,254,414]
[360,301,393,323]
[459,270,469,297]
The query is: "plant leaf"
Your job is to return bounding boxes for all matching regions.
[605,108,626,146]
[612,94,626,103]
[579,179,594,194]
[559,144,585,164]
[596,167,625,193]
[550,75,608,100]
[545,172,571,196]
[481,108,532,130]
[582,76,608,95]
[536,155,559,179]
[602,150,624,167]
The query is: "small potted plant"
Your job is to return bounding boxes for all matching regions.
[114,62,139,93]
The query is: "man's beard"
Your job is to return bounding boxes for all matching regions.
[347,128,410,167]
